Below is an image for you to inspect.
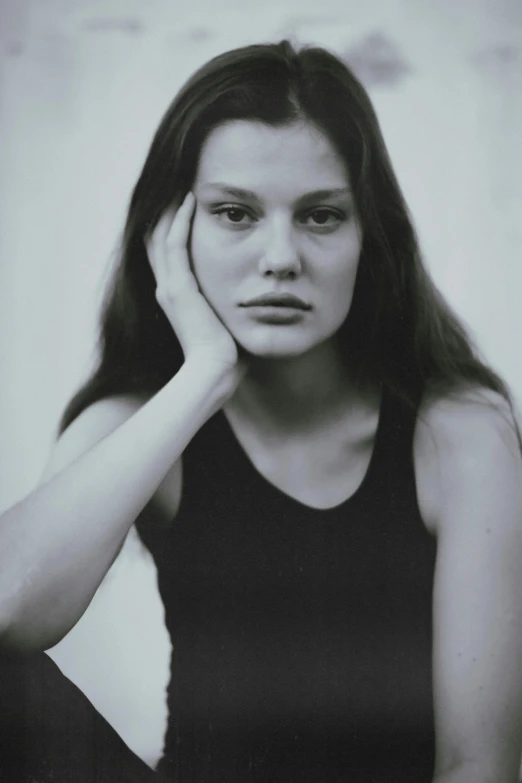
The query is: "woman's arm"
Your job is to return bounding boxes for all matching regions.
[415,390,522,783]
[0,192,241,654]
[0,358,236,654]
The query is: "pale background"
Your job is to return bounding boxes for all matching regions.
[1,0,521,768]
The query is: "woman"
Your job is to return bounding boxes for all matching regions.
[1,40,522,783]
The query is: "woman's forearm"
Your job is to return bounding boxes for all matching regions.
[0,358,233,653]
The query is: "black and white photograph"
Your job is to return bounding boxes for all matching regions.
[1,1,522,781]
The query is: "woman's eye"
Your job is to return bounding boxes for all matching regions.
[213,206,254,226]
[303,208,344,228]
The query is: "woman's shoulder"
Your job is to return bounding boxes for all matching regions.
[412,384,521,536]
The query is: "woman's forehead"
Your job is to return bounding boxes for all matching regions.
[194,119,351,196]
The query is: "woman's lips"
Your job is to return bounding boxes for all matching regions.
[240,294,311,310]
[239,294,310,324]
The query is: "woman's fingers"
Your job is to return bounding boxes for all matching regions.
[164,192,195,253]
[144,192,238,371]
[145,212,170,277]
[165,193,198,292]
[146,192,197,291]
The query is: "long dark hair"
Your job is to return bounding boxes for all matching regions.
[60,39,513,432]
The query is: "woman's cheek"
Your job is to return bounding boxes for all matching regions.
[190,211,219,279]
[189,218,230,310]
[191,211,233,264]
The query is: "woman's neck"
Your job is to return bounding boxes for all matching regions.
[227,340,373,434]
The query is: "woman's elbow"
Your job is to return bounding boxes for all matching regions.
[0,601,71,657]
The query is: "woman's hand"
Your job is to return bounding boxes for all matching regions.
[146,192,241,385]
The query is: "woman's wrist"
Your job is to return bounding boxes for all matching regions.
[177,355,241,411]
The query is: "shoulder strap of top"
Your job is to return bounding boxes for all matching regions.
[364,384,423,503]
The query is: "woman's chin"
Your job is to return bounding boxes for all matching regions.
[234,330,325,361]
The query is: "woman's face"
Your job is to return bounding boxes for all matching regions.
[190,119,362,358]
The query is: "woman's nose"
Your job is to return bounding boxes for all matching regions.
[258,220,301,279]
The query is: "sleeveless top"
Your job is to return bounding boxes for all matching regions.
[139,388,437,783]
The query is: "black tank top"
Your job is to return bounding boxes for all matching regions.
[139,388,437,783]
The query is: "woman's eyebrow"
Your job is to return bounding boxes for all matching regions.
[199,183,353,202]
[297,188,352,203]
[200,184,258,200]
